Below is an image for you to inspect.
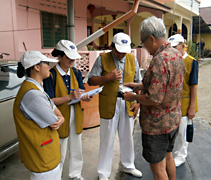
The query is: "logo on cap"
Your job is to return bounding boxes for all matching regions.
[169,38,175,41]
[70,45,75,49]
[121,39,128,44]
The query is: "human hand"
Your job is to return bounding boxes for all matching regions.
[108,68,122,81]
[130,103,140,118]
[70,89,85,100]
[81,94,92,102]
[123,92,136,102]
[187,106,195,119]
[50,116,64,130]
[124,82,142,91]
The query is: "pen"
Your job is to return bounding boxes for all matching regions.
[70,88,75,91]
[133,85,140,93]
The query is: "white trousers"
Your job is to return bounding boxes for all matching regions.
[31,164,61,180]
[175,116,189,160]
[59,105,83,178]
[98,98,135,178]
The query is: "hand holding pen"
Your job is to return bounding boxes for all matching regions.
[70,88,92,102]
[70,88,84,99]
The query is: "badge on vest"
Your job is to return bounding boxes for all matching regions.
[41,139,53,147]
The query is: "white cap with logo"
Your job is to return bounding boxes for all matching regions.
[168,34,185,47]
[55,40,81,59]
[112,32,131,53]
[20,51,58,69]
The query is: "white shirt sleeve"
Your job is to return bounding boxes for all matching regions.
[20,90,58,128]
[88,56,103,78]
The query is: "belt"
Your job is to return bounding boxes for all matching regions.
[117,91,124,98]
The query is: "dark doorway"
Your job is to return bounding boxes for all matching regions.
[168,23,177,37]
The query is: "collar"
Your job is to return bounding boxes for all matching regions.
[56,63,70,76]
[153,42,171,57]
[183,52,188,59]
[111,51,125,63]
[26,77,44,93]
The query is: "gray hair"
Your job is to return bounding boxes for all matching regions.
[140,16,166,39]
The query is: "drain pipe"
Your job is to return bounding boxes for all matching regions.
[76,0,140,50]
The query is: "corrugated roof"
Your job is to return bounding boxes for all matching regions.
[200,7,211,30]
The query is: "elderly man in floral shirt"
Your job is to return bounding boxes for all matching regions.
[123,16,185,180]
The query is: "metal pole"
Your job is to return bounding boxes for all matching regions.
[190,0,193,41]
[67,0,75,43]
[199,7,201,59]
[66,0,76,66]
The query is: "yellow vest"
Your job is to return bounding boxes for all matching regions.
[53,67,84,137]
[181,55,198,116]
[13,81,60,173]
[99,52,135,119]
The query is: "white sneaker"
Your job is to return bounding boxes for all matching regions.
[123,168,142,178]
[174,156,186,167]
[98,177,109,180]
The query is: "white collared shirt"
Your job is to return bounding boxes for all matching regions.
[183,52,188,59]
[56,63,70,76]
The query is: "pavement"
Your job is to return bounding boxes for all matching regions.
[198,57,211,67]
[1,117,211,180]
[125,117,211,180]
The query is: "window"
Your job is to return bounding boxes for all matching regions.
[41,12,68,48]
[0,64,25,102]
[87,26,92,37]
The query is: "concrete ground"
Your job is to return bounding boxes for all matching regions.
[0,125,122,180]
[125,118,211,180]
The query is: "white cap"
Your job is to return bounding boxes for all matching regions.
[20,51,58,69]
[168,34,185,47]
[55,40,81,59]
[112,32,131,53]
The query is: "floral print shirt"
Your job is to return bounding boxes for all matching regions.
[140,42,185,135]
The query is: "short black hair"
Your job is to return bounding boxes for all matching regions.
[51,49,65,57]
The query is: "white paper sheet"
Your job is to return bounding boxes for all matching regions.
[68,86,103,105]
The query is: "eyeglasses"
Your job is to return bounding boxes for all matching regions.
[141,36,150,45]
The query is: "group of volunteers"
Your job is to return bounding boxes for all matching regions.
[13,15,198,180]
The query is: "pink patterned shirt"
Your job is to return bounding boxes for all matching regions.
[140,42,185,135]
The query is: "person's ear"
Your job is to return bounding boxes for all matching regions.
[182,44,185,49]
[34,64,41,72]
[150,35,156,45]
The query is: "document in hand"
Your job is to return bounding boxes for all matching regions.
[119,84,133,93]
[68,86,104,105]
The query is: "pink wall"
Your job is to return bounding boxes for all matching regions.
[0,0,15,59]
[0,0,163,61]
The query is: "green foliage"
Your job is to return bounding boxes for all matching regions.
[186,41,198,60]
[86,45,97,51]
[204,48,211,58]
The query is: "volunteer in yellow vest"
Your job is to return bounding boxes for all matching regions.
[168,34,198,167]
[88,33,142,180]
[13,51,64,180]
[43,40,92,180]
